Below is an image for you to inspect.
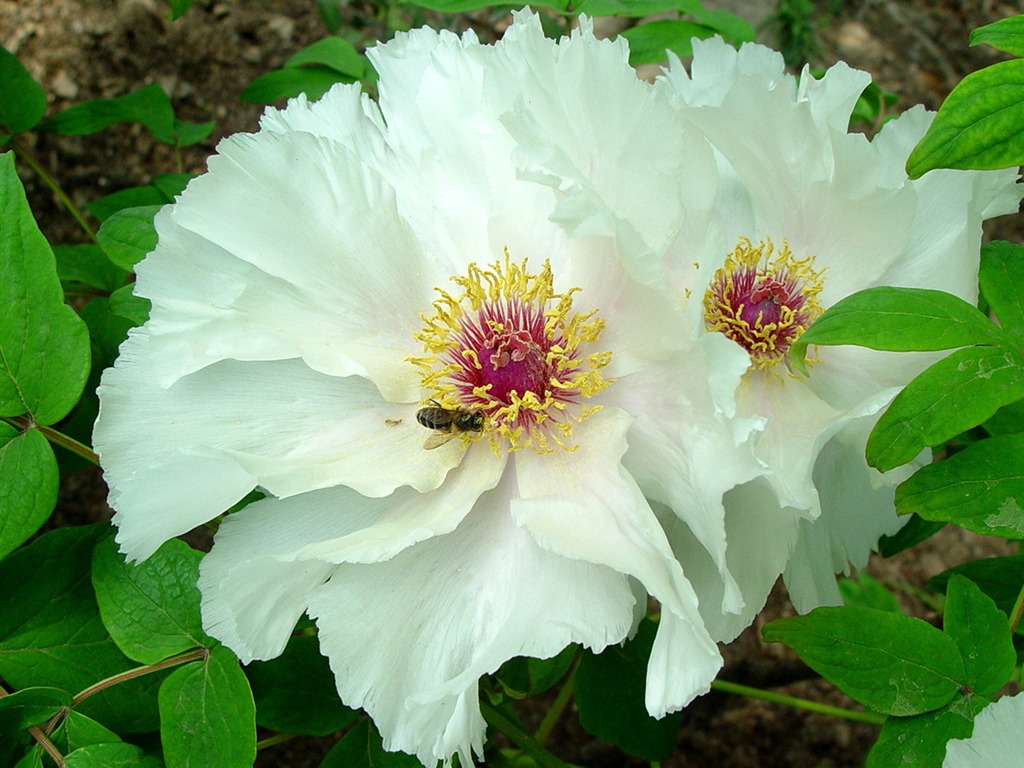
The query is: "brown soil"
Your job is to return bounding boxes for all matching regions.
[2,1,1019,766]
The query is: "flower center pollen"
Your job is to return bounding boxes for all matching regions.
[410,251,612,454]
[703,238,824,369]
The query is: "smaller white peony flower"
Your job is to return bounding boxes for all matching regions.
[942,692,1024,767]
[649,37,1022,637]
[93,13,757,767]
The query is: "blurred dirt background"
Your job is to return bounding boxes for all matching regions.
[1,0,1020,766]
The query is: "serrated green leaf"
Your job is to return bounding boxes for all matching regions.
[980,240,1024,343]
[866,692,989,768]
[970,15,1024,57]
[895,434,1024,539]
[159,646,256,768]
[928,556,1024,636]
[838,573,901,613]
[621,21,715,65]
[53,244,127,293]
[907,59,1024,176]
[0,524,164,733]
[0,46,47,135]
[319,718,422,768]
[0,425,58,559]
[64,742,157,768]
[286,37,366,78]
[867,345,1024,472]
[943,576,1016,696]
[0,686,72,730]
[96,205,161,271]
[92,534,211,665]
[878,514,946,558]
[247,635,358,736]
[762,607,964,716]
[108,285,150,327]
[791,287,1005,374]
[0,152,91,424]
[240,66,355,105]
[575,618,681,761]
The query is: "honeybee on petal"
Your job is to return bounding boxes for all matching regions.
[416,400,485,450]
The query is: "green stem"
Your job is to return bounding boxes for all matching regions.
[0,686,67,766]
[482,702,567,768]
[256,733,296,750]
[1009,581,1024,636]
[534,658,578,747]
[10,136,98,243]
[711,680,886,726]
[72,647,208,707]
[6,416,99,466]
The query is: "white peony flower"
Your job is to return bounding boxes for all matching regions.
[94,13,758,766]
[942,692,1024,767]
[647,38,1022,637]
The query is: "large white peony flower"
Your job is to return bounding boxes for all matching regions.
[942,692,1024,767]
[93,13,759,766]
[646,38,1023,637]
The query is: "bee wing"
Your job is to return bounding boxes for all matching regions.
[423,431,458,450]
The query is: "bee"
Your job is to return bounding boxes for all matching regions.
[416,401,485,450]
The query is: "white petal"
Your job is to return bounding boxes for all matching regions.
[95,336,472,559]
[942,693,1024,768]
[511,408,722,714]
[783,425,916,612]
[308,481,636,767]
[140,128,443,401]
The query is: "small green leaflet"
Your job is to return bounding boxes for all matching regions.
[96,205,162,271]
[906,58,1024,176]
[970,15,1024,57]
[979,240,1024,343]
[0,152,91,424]
[158,646,256,768]
[0,686,73,731]
[866,693,989,768]
[941,576,1015,697]
[0,46,47,137]
[621,21,715,66]
[762,607,964,716]
[319,718,422,768]
[928,555,1024,636]
[895,433,1024,539]
[0,425,58,559]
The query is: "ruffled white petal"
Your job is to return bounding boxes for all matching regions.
[511,408,722,714]
[942,693,1024,768]
[95,336,469,559]
[308,477,636,767]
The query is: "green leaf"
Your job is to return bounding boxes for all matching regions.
[574,0,699,17]
[92,534,211,665]
[895,434,1024,539]
[979,240,1024,343]
[319,718,422,768]
[0,46,47,135]
[0,425,58,559]
[108,285,150,327]
[151,173,194,200]
[866,692,990,768]
[159,646,256,768]
[53,244,127,292]
[985,397,1024,435]
[317,0,343,33]
[762,607,964,716]
[0,524,164,733]
[684,3,754,44]
[621,20,715,65]
[286,37,366,79]
[838,573,901,613]
[0,152,92,424]
[928,556,1024,633]
[0,686,72,730]
[166,0,194,20]
[970,15,1024,57]
[96,205,161,271]
[38,84,211,147]
[878,514,946,558]
[241,66,356,105]
[866,345,1024,472]
[791,287,1004,374]
[496,645,577,699]
[247,635,358,736]
[87,186,168,223]
[943,576,1016,696]
[60,711,122,751]
[64,742,158,768]
[80,297,135,374]
[907,59,1024,176]
[575,618,681,761]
